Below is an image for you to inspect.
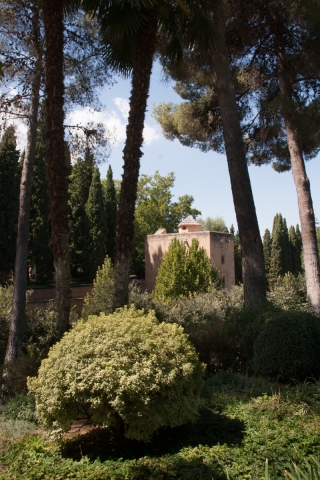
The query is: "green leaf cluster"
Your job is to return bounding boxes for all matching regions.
[263,214,303,285]
[253,310,320,381]
[153,237,217,302]
[0,126,20,282]
[28,127,53,282]
[28,306,205,441]
[133,171,201,277]
[81,255,114,319]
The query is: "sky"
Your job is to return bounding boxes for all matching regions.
[15,60,320,235]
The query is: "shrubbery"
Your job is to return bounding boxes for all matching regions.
[28,306,205,441]
[267,272,307,311]
[81,255,113,319]
[253,310,320,381]
[153,238,219,302]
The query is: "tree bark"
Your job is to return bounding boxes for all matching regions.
[211,1,266,305]
[43,0,71,337]
[276,35,320,313]
[113,7,158,310]
[4,4,42,366]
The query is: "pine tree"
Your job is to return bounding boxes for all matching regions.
[28,127,53,283]
[0,126,20,283]
[263,229,272,278]
[85,167,107,282]
[103,165,117,262]
[68,153,94,281]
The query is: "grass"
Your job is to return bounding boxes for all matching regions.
[1,372,320,479]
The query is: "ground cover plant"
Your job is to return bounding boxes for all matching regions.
[1,373,320,479]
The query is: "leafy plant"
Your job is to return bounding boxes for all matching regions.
[268,273,307,311]
[153,237,218,302]
[28,306,205,441]
[2,394,36,424]
[253,310,320,381]
[81,255,113,319]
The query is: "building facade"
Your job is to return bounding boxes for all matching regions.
[145,216,235,293]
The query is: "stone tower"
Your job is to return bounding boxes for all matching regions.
[145,216,235,293]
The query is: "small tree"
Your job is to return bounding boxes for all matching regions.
[82,255,113,319]
[153,238,217,302]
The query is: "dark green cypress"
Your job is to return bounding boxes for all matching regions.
[0,126,20,283]
[104,165,117,262]
[28,127,53,283]
[85,167,107,282]
[293,224,303,275]
[263,228,272,278]
[282,218,291,274]
[270,213,291,282]
[68,153,93,281]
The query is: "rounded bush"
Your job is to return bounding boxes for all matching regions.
[28,307,205,441]
[253,311,320,381]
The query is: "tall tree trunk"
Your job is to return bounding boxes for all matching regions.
[276,35,320,313]
[4,4,42,367]
[43,0,71,337]
[211,1,266,305]
[113,7,158,310]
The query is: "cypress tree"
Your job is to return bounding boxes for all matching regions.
[263,229,272,278]
[104,165,117,262]
[270,213,291,282]
[282,218,291,274]
[0,126,20,283]
[68,153,93,281]
[28,127,53,283]
[230,224,242,284]
[85,167,107,282]
[291,224,303,275]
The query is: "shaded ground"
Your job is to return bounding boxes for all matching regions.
[27,286,93,316]
[61,407,245,462]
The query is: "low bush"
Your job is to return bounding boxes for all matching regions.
[267,273,307,311]
[28,306,205,441]
[253,310,320,381]
[2,394,36,424]
[81,256,113,319]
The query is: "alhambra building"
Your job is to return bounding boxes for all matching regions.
[145,216,235,293]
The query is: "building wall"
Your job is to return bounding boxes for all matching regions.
[145,231,235,293]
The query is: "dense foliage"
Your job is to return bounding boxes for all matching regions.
[153,238,218,302]
[28,306,205,441]
[0,127,20,283]
[132,171,201,277]
[253,310,320,381]
[81,255,114,319]
[2,374,320,479]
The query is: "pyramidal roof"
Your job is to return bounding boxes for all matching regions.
[178,215,201,227]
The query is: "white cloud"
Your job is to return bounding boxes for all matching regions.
[67,98,160,148]
[143,123,160,145]
[113,97,129,120]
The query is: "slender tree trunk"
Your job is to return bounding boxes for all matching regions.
[43,0,71,337]
[4,5,42,367]
[211,1,266,305]
[276,36,320,313]
[113,7,158,310]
